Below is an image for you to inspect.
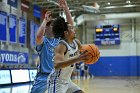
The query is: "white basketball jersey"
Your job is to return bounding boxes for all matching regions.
[50,39,79,81]
[47,39,82,93]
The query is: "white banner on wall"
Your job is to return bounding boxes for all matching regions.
[9,14,17,43]
[0,70,11,85]
[0,11,7,41]
[29,69,37,81]
[19,18,26,45]
[30,21,39,48]
[11,69,30,83]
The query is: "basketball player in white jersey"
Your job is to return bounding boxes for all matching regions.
[31,0,76,93]
[47,1,90,93]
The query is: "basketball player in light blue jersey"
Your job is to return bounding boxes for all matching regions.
[30,11,58,93]
[30,0,74,93]
[47,1,90,93]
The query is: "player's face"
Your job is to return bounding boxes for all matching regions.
[67,24,76,39]
[45,21,53,36]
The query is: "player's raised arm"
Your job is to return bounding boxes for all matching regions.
[58,0,73,26]
[36,11,52,45]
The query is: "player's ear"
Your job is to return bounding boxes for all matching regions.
[64,31,68,35]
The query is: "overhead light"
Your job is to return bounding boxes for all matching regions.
[93,2,100,9]
[105,4,137,9]
[82,5,100,13]
[123,4,136,7]
[105,6,118,9]
[126,0,131,4]
[107,2,111,5]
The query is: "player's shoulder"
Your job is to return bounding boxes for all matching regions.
[74,39,80,44]
[74,38,82,49]
[59,40,68,46]
[55,40,68,53]
[55,43,67,52]
[56,41,67,50]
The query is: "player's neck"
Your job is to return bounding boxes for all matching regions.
[64,38,73,44]
[45,34,54,38]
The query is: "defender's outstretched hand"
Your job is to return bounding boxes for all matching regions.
[57,0,68,9]
[44,11,52,23]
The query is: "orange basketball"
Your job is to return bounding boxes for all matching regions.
[80,44,100,64]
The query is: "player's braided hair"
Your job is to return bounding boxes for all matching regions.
[52,16,68,39]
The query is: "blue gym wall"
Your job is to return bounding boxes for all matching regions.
[81,19,140,76]
[89,56,140,76]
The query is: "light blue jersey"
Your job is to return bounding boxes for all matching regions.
[36,37,59,73]
[31,37,59,93]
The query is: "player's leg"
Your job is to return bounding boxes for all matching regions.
[81,70,85,79]
[47,79,68,93]
[66,81,84,93]
[30,74,48,93]
[44,89,48,93]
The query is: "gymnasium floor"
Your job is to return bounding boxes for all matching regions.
[74,77,140,93]
[0,77,140,93]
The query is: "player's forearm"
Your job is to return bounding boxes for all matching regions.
[54,56,79,69]
[37,19,47,38]
[63,6,73,26]
[36,20,46,44]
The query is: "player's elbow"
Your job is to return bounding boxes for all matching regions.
[54,63,64,69]
[36,35,43,44]
[36,35,42,40]
[54,63,60,69]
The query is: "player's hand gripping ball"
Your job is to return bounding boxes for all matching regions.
[80,44,100,64]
